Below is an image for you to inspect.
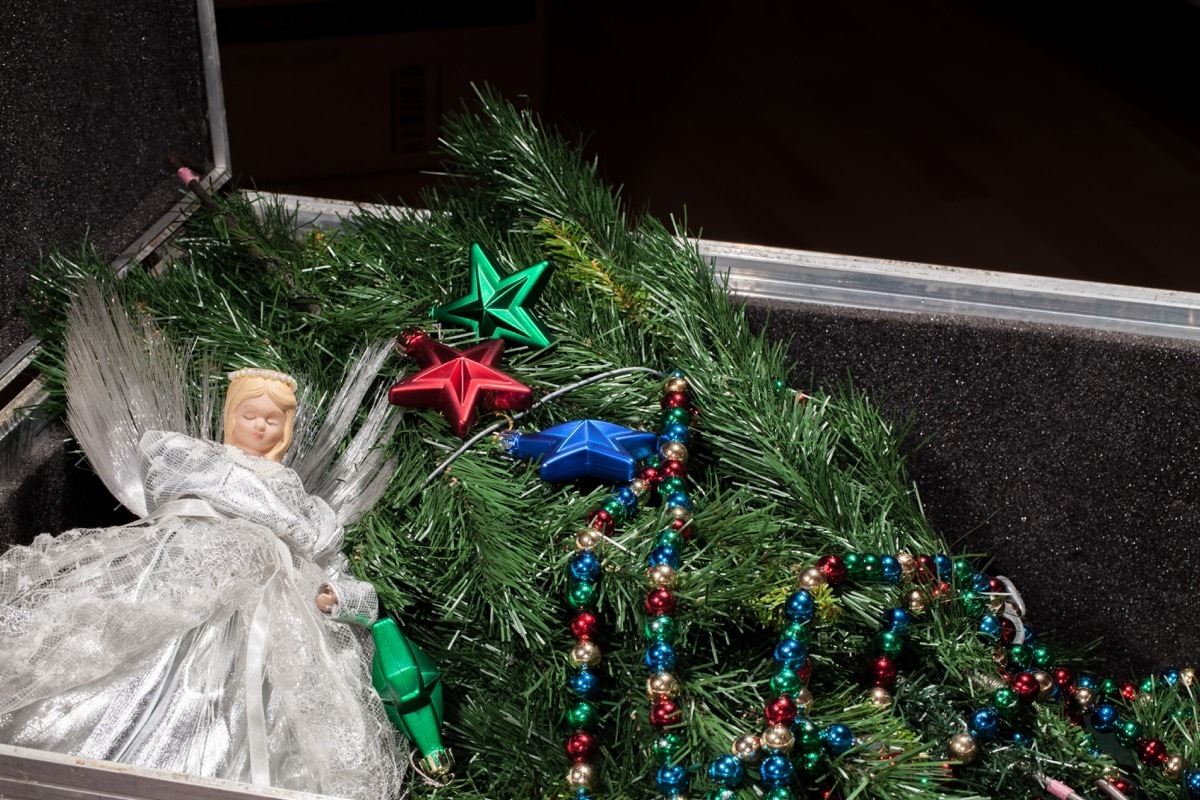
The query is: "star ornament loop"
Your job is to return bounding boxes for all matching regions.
[388,335,533,438]
[505,419,660,483]
[431,243,554,349]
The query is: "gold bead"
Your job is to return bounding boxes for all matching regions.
[761,723,794,754]
[794,687,814,711]
[661,442,689,463]
[575,529,600,550]
[647,564,677,586]
[987,595,1005,613]
[896,552,916,582]
[629,478,648,497]
[905,588,926,614]
[566,763,596,789]
[991,647,1008,665]
[1032,670,1054,701]
[798,567,827,590]
[667,506,692,524]
[731,733,763,763]
[570,640,601,668]
[664,376,689,394]
[1181,668,1195,687]
[647,672,680,700]
[869,687,892,706]
[1164,753,1189,781]
[1072,686,1096,712]
[947,733,980,765]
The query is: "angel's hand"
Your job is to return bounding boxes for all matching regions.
[316,583,338,614]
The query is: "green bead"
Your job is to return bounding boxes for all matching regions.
[1099,678,1119,697]
[796,748,824,774]
[959,589,984,616]
[859,554,881,580]
[644,615,678,643]
[1115,719,1143,747]
[652,733,683,764]
[1173,706,1193,721]
[780,622,810,643]
[662,407,691,427]
[953,558,973,582]
[1007,643,1031,669]
[645,454,661,468]
[765,790,794,800]
[566,701,598,729]
[795,719,821,751]
[1140,675,1157,693]
[602,498,627,522]
[874,630,904,657]
[658,476,687,496]
[567,580,598,609]
[843,553,862,577]
[771,667,802,696]
[991,687,1020,720]
[772,379,789,394]
[705,791,736,800]
[655,529,685,549]
[1031,645,1054,669]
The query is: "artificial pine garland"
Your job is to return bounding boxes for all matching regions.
[22,88,1199,800]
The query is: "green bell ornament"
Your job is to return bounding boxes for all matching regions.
[371,617,453,776]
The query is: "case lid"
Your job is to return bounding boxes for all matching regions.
[0,0,228,362]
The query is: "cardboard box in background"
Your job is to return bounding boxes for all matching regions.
[216,0,546,202]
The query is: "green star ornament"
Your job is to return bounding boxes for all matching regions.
[432,243,554,348]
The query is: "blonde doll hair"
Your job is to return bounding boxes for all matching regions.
[223,370,298,462]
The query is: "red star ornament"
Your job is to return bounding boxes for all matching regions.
[389,331,533,437]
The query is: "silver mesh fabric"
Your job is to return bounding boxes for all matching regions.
[0,431,406,799]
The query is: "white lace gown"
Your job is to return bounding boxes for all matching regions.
[0,431,403,799]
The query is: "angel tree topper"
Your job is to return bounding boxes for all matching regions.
[389,329,533,437]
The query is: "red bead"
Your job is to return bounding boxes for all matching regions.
[1108,777,1133,796]
[817,554,847,585]
[915,555,936,583]
[870,655,898,688]
[672,520,693,539]
[931,581,952,601]
[998,616,1016,645]
[988,577,1005,594]
[1010,672,1040,704]
[645,587,677,616]
[660,460,687,479]
[798,660,813,685]
[1052,667,1074,689]
[1139,738,1168,766]
[570,611,598,640]
[661,391,689,409]
[637,466,661,486]
[650,699,681,730]
[1120,682,1138,702]
[565,731,597,762]
[586,509,614,536]
[764,694,797,726]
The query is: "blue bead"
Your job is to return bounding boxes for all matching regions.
[569,550,601,582]
[1008,728,1034,747]
[774,638,807,670]
[881,607,912,635]
[574,793,594,800]
[968,707,1000,742]
[655,764,689,794]
[1091,703,1119,733]
[1021,621,1039,643]
[784,590,815,623]
[648,545,682,569]
[665,492,692,511]
[934,553,952,581]
[569,668,599,698]
[972,572,991,594]
[759,754,794,788]
[661,423,690,444]
[614,486,638,510]
[820,724,854,755]
[1076,674,1096,690]
[880,555,902,585]
[1162,669,1180,686]
[1185,770,1200,800]
[977,614,1002,642]
[645,641,677,672]
[707,755,745,788]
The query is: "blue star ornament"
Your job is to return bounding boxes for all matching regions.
[508,420,659,483]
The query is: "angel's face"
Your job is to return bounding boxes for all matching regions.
[230,394,286,459]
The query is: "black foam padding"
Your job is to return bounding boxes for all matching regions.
[0,0,211,357]
[745,300,1200,677]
